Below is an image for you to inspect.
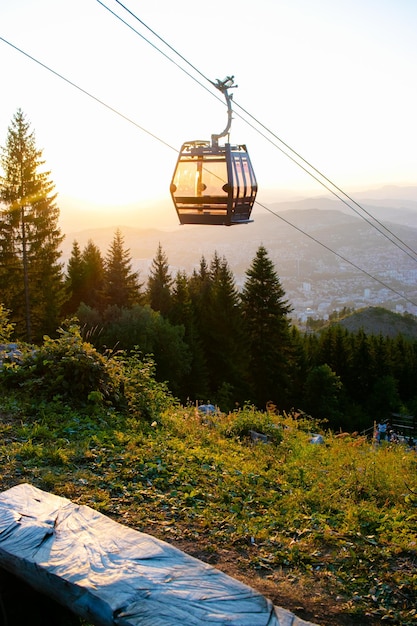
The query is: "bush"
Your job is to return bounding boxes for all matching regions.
[0,304,14,342]
[118,348,175,422]
[222,405,283,444]
[1,322,124,409]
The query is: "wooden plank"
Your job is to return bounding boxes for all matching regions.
[0,483,317,626]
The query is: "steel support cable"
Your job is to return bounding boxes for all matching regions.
[0,36,175,153]
[233,99,417,260]
[105,0,417,262]
[112,0,212,86]
[0,34,415,308]
[95,0,223,106]
[254,199,417,307]
[232,107,417,265]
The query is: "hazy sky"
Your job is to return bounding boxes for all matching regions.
[1,0,416,229]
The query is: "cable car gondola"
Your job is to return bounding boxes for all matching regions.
[170,77,257,226]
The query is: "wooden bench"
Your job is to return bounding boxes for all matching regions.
[0,483,316,625]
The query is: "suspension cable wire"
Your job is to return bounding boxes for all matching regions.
[112,0,214,87]
[225,105,417,262]
[0,36,175,153]
[104,0,417,262]
[233,99,417,260]
[0,34,416,308]
[255,197,417,308]
[95,0,223,106]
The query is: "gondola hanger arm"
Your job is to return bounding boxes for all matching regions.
[211,76,237,148]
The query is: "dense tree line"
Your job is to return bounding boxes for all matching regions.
[71,242,295,409]
[1,110,416,431]
[70,238,417,430]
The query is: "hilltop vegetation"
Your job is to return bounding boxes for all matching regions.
[332,306,417,340]
[0,330,416,625]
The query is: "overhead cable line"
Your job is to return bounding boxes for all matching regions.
[255,198,417,308]
[233,99,417,261]
[103,0,417,262]
[0,35,415,308]
[0,36,175,153]
[95,0,224,106]
[112,0,212,86]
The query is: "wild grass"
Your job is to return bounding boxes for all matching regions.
[0,398,416,624]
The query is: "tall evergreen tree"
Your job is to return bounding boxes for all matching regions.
[63,240,85,315]
[317,325,351,381]
[187,255,217,400]
[80,240,105,311]
[303,363,344,425]
[104,229,142,308]
[346,329,373,406]
[389,334,416,403]
[0,109,64,341]
[146,243,172,316]
[204,252,248,406]
[169,269,209,401]
[188,256,211,312]
[240,245,294,409]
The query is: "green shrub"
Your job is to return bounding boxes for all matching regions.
[118,349,175,422]
[1,322,124,409]
[0,323,178,423]
[0,304,14,342]
[222,405,283,444]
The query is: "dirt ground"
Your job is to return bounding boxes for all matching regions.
[171,540,382,626]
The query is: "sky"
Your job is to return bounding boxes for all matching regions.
[1,0,416,231]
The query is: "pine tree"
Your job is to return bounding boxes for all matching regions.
[317,324,351,381]
[104,229,142,308]
[188,256,211,312]
[240,245,294,409]
[205,252,248,406]
[0,109,64,341]
[303,364,344,425]
[80,240,105,311]
[346,329,373,406]
[146,243,172,316]
[63,240,86,315]
[170,269,209,401]
[187,255,215,399]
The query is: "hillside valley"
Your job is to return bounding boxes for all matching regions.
[61,188,417,322]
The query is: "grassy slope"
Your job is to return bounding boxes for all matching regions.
[1,401,416,625]
[332,307,417,340]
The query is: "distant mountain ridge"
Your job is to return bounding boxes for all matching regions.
[62,205,417,275]
[61,186,417,320]
[268,196,417,227]
[59,184,417,233]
